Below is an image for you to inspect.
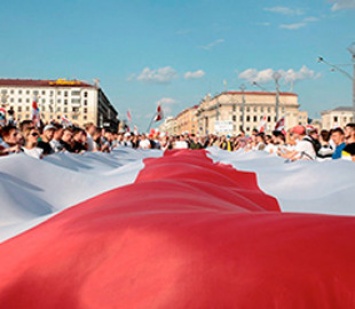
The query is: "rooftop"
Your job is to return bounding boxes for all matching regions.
[0,78,95,88]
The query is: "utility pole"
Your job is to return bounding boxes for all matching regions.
[273,72,281,122]
[240,84,246,130]
[348,43,355,121]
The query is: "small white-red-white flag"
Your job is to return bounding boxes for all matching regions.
[32,98,40,127]
[127,110,132,123]
[258,115,267,133]
[155,105,163,122]
[274,116,285,131]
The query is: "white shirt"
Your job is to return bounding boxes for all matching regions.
[22,147,43,159]
[295,138,316,160]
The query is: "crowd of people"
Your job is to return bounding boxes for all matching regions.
[0,119,354,162]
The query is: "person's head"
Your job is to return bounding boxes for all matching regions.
[42,124,56,141]
[72,127,86,143]
[344,123,355,143]
[1,125,19,146]
[93,127,102,141]
[319,129,331,144]
[290,125,306,141]
[19,120,34,133]
[331,127,345,146]
[84,122,96,135]
[255,132,265,144]
[23,127,40,147]
[61,128,73,143]
[53,124,64,141]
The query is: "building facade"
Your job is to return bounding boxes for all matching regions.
[196,91,307,135]
[321,106,354,130]
[173,105,199,135]
[0,79,119,129]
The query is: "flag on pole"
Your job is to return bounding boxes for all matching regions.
[258,115,267,133]
[32,97,40,127]
[61,115,72,127]
[154,104,163,122]
[0,108,6,127]
[127,110,132,123]
[274,116,285,131]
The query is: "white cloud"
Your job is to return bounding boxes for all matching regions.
[200,39,224,50]
[184,70,205,80]
[238,66,320,85]
[280,22,307,30]
[330,0,355,11]
[264,6,304,15]
[136,66,177,84]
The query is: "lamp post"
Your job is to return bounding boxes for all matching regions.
[240,84,246,130]
[348,42,355,122]
[273,72,281,122]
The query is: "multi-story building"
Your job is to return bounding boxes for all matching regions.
[174,105,199,135]
[0,78,119,129]
[321,106,354,130]
[196,91,307,135]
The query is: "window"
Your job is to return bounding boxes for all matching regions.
[83,116,87,120]
[26,98,29,103]
[57,99,61,104]
[57,107,61,112]
[232,115,236,121]
[71,90,80,96]
[18,98,22,103]
[233,104,236,112]
[42,90,46,95]
[246,107,250,112]
[26,106,30,111]
[64,107,68,113]
[18,90,22,94]
[334,116,338,122]
[41,106,45,112]
[344,117,347,123]
[253,116,257,122]
[84,91,88,97]
[18,107,22,112]
[267,116,271,122]
[64,91,68,97]
[10,98,14,103]
[267,107,271,112]
[246,116,250,122]
[84,108,88,113]
[71,98,80,104]
[240,116,243,121]
[64,99,68,105]
[84,100,87,106]
[72,115,78,120]
[42,99,45,103]
[10,90,14,94]
[33,90,39,95]
[26,114,29,119]
[57,90,61,95]
[72,107,79,112]
[50,91,53,97]
[26,90,30,94]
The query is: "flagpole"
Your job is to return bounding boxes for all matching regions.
[146,113,156,133]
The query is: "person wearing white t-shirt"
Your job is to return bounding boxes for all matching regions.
[22,127,43,159]
[278,125,316,161]
[139,134,151,149]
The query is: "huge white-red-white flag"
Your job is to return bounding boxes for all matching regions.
[1,149,355,308]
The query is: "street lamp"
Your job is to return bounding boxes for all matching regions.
[240,84,246,130]
[273,72,281,121]
[348,42,355,122]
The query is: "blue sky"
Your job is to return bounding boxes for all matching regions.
[0,0,354,130]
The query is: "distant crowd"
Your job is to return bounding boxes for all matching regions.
[0,119,354,162]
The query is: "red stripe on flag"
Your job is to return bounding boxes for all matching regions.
[1,150,355,308]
